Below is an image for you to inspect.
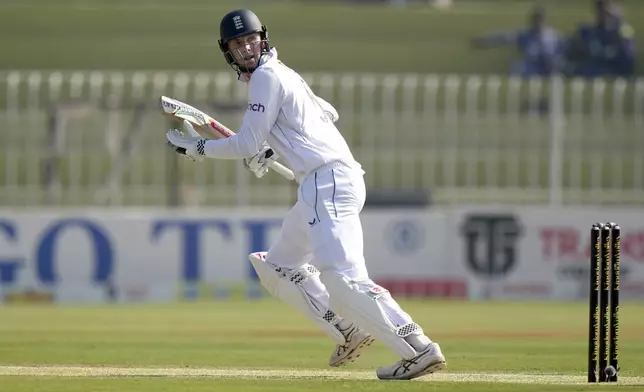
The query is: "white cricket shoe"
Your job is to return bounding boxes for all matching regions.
[376,342,446,380]
[329,325,375,367]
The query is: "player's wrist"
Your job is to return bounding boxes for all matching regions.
[200,139,218,158]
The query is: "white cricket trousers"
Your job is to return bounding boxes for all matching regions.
[266,161,368,280]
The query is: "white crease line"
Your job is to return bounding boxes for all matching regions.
[0,366,643,385]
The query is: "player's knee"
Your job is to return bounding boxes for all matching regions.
[319,270,355,297]
[320,271,388,300]
[354,279,391,299]
[315,260,369,283]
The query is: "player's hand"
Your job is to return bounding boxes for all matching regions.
[165,125,206,162]
[243,145,279,178]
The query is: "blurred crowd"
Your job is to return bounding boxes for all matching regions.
[471,0,635,78]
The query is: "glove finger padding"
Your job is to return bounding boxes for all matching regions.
[166,129,204,162]
[167,140,187,155]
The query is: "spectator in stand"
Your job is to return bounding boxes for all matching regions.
[470,6,565,78]
[565,0,635,78]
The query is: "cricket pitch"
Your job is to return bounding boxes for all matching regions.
[1,365,643,385]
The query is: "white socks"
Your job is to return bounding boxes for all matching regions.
[405,333,432,352]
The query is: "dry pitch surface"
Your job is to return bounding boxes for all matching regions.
[2,365,644,385]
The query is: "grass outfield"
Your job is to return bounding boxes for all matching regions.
[1,299,644,391]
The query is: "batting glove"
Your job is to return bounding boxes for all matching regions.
[243,145,279,179]
[166,128,206,163]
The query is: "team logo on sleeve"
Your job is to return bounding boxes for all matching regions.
[248,102,265,113]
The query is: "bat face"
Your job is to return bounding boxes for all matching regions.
[159,96,220,140]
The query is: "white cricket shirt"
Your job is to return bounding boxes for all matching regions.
[203,48,361,182]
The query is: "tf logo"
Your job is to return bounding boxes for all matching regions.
[460,214,523,279]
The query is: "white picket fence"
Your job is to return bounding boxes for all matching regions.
[0,70,643,207]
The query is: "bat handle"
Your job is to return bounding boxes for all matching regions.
[268,161,296,181]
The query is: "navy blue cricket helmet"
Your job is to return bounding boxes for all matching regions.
[218,9,271,73]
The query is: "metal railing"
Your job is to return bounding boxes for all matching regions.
[1,70,642,206]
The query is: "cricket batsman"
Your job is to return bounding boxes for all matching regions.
[165,9,446,380]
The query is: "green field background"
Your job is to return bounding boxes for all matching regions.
[1,300,643,391]
[0,0,642,74]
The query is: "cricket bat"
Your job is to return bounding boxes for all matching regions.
[159,96,295,181]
